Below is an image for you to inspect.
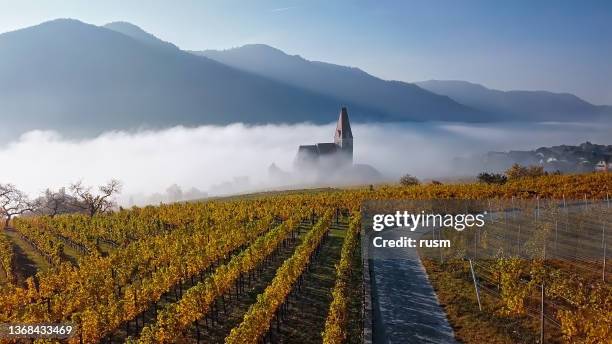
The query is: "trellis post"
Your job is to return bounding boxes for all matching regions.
[469,259,482,311]
[540,282,545,344]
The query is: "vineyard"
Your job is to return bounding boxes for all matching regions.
[418,198,611,343]
[0,172,610,343]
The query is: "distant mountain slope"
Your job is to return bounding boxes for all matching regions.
[0,19,381,138]
[416,80,611,122]
[1,19,606,141]
[103,21,179,52]
[195,44,488,122]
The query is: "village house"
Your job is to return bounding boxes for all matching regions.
[595,159,612,172]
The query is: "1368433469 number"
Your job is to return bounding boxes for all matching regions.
[0,323,76,339]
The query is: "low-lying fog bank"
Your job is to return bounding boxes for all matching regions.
[1,121,610,205]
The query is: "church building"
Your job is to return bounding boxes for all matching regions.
[295,107,353,168]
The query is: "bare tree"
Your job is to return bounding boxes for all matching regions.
[36,187,80,217]
[0,184,35,228]
[70,179,122,217]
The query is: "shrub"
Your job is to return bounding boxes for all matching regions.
[505,163,546,180]
[399,174,420,186]
[477,172,507,184]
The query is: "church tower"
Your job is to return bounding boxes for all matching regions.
[334,107,353,163]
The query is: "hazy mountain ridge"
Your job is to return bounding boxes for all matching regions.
[0,19,380,139]
[195,44,489,122]
[0,19,608,141]
[416,80,611,122]
[103,21,180,52]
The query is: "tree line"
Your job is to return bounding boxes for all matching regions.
[0,179,121,228]
[477,163,560,185]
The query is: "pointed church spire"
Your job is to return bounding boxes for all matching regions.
[334,107,353,165]
[334,106,353,141]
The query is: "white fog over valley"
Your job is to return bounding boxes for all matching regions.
[4,121,611,206]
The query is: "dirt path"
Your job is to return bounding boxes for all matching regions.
[4,229,49,282]
[369,227,457,344]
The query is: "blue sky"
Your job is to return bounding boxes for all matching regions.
[1,0,611,104]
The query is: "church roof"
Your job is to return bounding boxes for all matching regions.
[298,145,319,155]
[316,142,338,155]
[335,107,353,140]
